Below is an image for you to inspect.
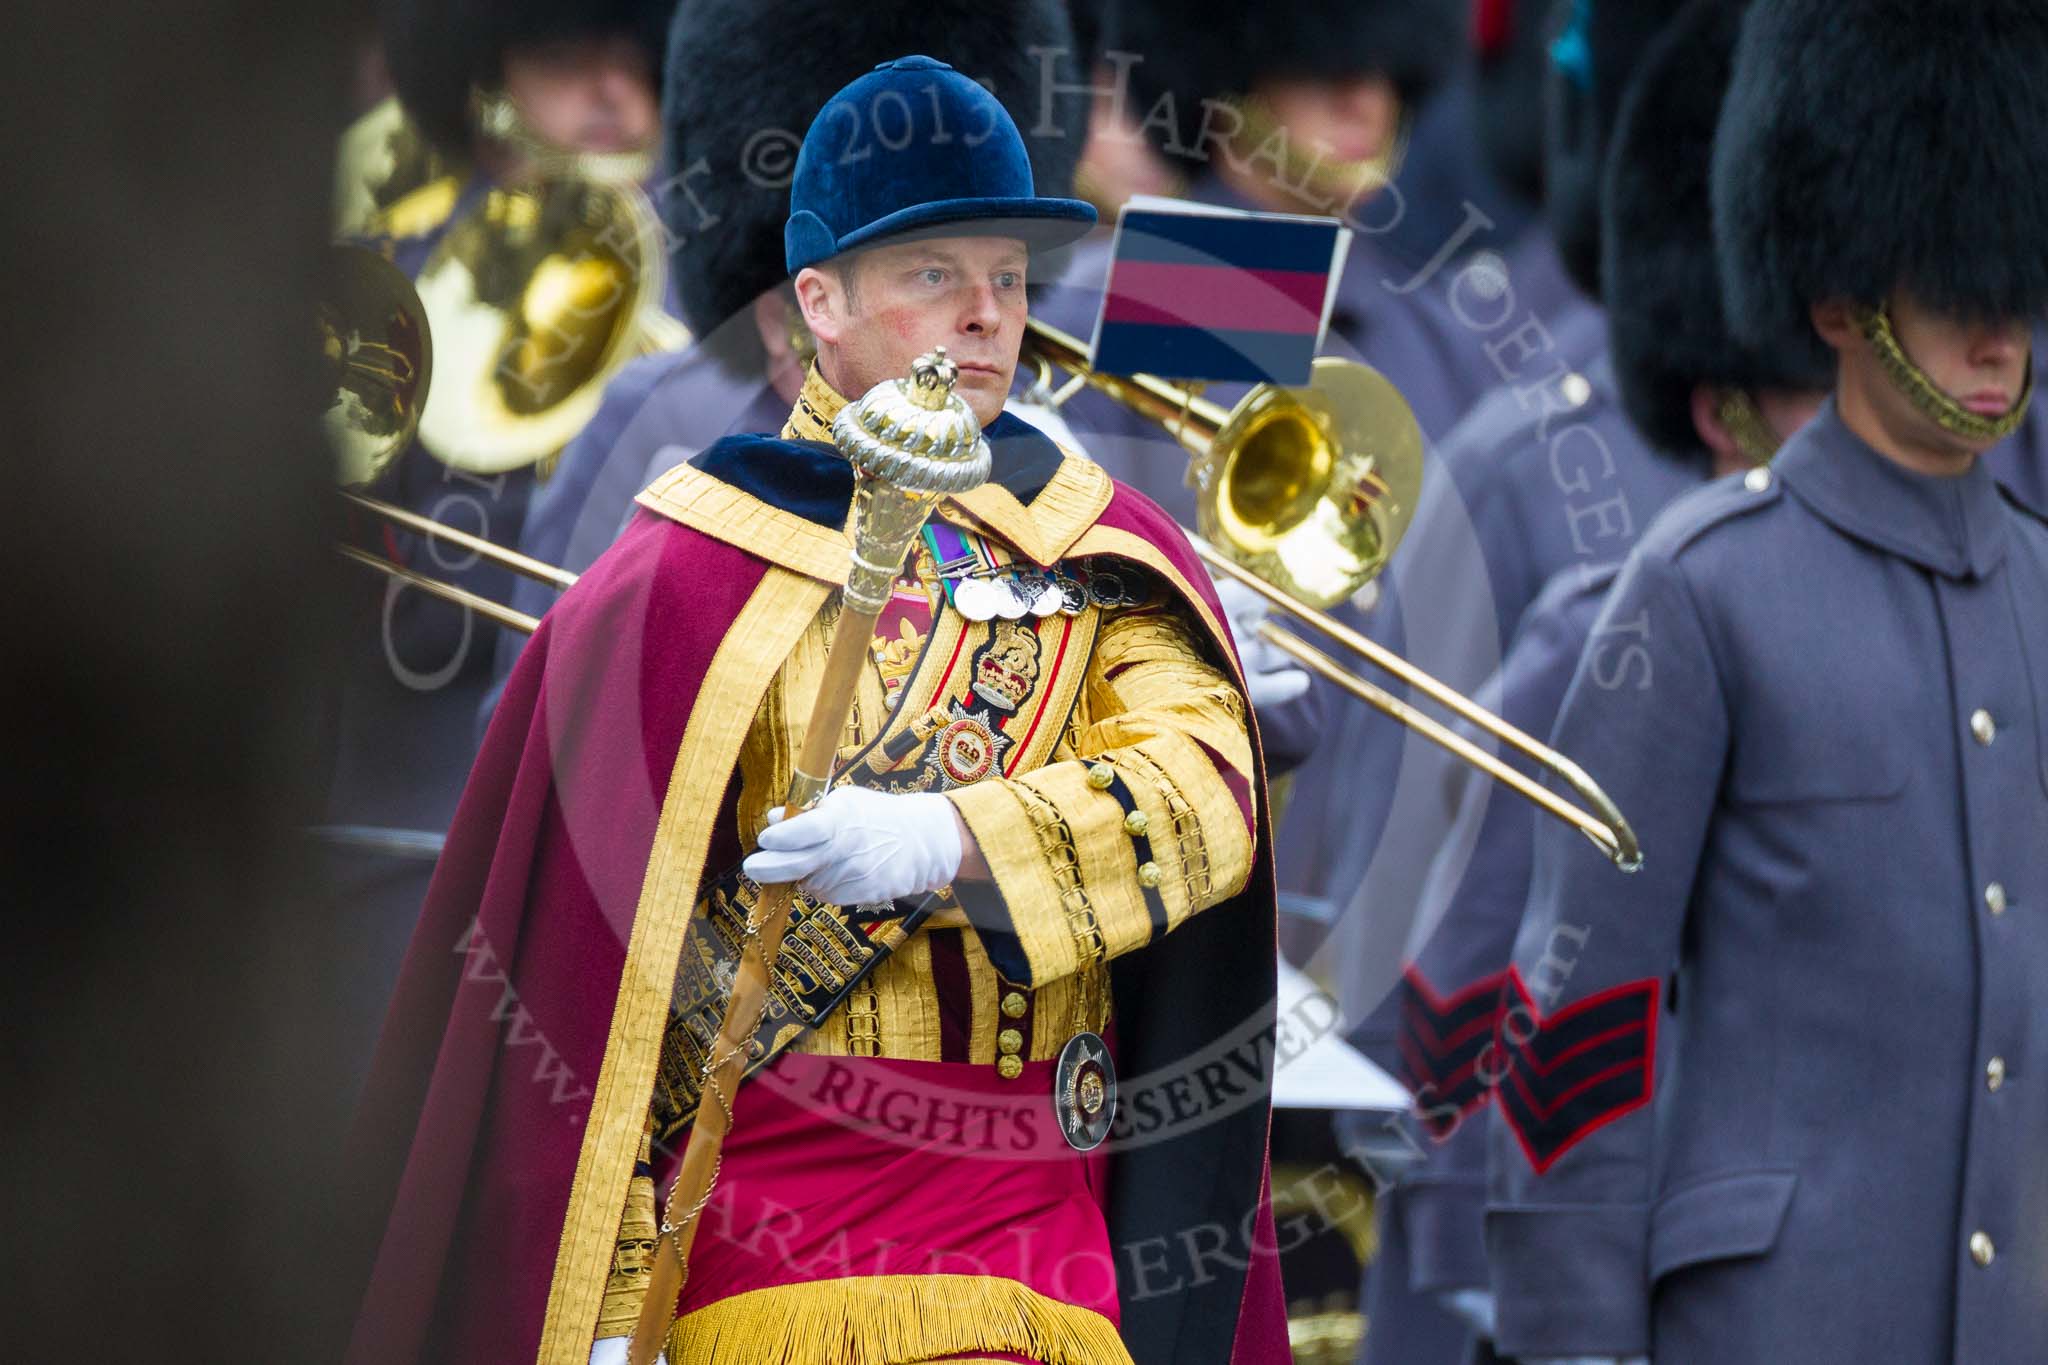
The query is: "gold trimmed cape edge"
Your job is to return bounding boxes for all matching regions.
[946,447,1113,566]
[636,464,854,586]
[535,563,833,1362]
[633,448,1115,582]
[1064,523,1244,693]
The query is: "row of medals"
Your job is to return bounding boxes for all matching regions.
[943,561,1147,623]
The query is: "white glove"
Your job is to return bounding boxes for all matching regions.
[741,786,963,907]
[588,1339,664,1365]
[1438,1288,1497,1338]
[1212,576,1311,707]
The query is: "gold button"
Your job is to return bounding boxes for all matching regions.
[1123,809,1151,837]
[1137,861,1163,889]
[1986,883,2008,915]
[1987,1057,2007,1092]
[998,1028,1024,1055]
[1970,1231,1995,1267]
[996,1054,1024,1080]
[1971,709,1997,745]
[1001,990,1028,1019]
[1744,466,1773,493]
[1087,763,1116,790]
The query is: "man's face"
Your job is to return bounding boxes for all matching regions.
[804,235,1030,428]
[1866,288,2032,457]
[1254,74,1399,167]
[500,35,659,156]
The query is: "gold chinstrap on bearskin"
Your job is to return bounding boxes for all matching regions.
[661,1273,1134,1365]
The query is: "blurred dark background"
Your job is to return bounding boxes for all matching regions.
[1,2,360,1357]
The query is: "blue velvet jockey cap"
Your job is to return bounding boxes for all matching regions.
[784,55,1096,273]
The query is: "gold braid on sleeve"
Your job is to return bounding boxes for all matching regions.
[1115,743,1214,922]
[1012,779,1107,1020]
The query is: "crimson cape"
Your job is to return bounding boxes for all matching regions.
[343,416,1290,1363]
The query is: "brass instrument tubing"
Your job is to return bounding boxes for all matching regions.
[335,543,544,635]
[1025,320,1228,456]
[343,489,580,590]
[1199,539,1643,872]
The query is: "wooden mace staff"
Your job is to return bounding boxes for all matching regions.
[627,349,992,1365]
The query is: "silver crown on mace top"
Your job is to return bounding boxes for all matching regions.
[832,347,993,614]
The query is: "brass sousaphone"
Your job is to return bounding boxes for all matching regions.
[411,168,688,476]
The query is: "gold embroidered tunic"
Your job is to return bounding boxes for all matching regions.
[596,370,1259,1355]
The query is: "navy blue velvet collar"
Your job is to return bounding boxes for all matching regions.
[693,410,1067,529]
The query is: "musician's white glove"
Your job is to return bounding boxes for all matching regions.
[743,787,963,906]
[588,1338,664,1365]
[1438,1288,1497,1338]
[1212,576,1311,708]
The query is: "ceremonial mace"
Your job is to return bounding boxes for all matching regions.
[627,350,991,1365]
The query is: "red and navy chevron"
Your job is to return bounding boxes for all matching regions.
[1397,965,1509,1139]
[1497,967,1659,1175]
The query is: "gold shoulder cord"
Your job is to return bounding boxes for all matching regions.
[1861,306,2033,441]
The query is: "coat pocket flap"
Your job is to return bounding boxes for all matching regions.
[1648,1170,1797,1282]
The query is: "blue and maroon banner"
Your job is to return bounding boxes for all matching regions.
[1088,198,1351,386]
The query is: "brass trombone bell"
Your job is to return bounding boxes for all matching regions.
[321,245,432,487]
[1022,319,1424,610]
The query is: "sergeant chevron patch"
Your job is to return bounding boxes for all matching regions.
[1396,965,1509,1139]
[1497,968,1659,1174]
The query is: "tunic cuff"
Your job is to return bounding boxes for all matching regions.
[947,732,1253,988]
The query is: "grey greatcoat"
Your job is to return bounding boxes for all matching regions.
[1486,399,2048,1363]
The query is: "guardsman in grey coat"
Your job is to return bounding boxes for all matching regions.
[1356,5,1831,1361]
[1314,0,1694,1033]
[1486,3,2048,1361]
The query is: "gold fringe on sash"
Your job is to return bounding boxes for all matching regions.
[662,1273,1134,1365]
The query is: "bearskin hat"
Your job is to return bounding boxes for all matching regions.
[1108,0,1466,167]
[661,0,1089,338]
[1540,0,1687,297]
[381,0,673,156]
[1473,0,1559,205]
[1602,0,1831,454]
[1713,0,2048,373]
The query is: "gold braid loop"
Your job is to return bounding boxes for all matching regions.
[1861,306,2033,442]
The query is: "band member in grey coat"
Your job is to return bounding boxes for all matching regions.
[1487,3,2048,1360]
[1360,4,1829,1360]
